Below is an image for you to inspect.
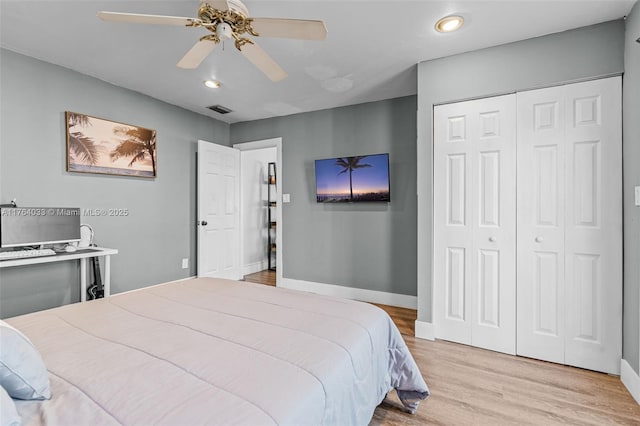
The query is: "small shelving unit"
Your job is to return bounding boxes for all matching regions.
[267,162,277,271]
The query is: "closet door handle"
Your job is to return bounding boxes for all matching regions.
[535,236,543,243]
[200,220,208,226]
[489,236,496,242]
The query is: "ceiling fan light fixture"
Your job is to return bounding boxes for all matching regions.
[216,22,233,41]
[204,79,221,89]
[435,15,464,33]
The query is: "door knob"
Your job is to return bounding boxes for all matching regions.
[489,236,496,242]
[535,236,543,243]
[201,220,208,226]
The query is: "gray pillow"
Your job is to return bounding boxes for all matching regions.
[0,385,21,426]
[0,320,50,400]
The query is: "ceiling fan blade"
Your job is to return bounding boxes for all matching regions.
[250,18,327,40]
[177,40,218,69]
[202,0,230,12]
[239,42,287,82]
[97,11,198,27]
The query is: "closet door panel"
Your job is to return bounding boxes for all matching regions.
[517,77,622,373]
[470,96,516,355]
[516,86,566,364]
[563,77,622,374]
[434,103,473,345]
[434,95,516,354]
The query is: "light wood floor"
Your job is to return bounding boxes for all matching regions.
[243,270,640,425]
[244,269,276,286]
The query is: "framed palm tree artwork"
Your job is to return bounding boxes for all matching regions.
[65,111,157,178]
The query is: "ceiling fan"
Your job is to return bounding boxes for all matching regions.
[97,0,327,82]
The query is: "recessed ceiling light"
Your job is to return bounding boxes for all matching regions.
[203,80,221,89]
[435,15,464,33]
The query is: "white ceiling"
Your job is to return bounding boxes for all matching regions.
[0,1,636,124]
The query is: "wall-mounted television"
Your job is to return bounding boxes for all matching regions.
[315,153,390,203]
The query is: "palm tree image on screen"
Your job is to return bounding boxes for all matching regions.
[315,153,390,203]
[336,156,372,201]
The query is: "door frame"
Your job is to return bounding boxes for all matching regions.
[233,137,283,287]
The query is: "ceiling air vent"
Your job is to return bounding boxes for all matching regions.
[207,105,233,114]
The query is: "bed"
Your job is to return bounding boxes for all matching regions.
[1,277,429,425]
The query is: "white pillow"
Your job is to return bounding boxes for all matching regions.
[0,320,50,400]
[0,385,21,426]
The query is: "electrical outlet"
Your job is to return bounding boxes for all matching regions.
[283,193,291,203]
[635,186,640,207]
[182,258,189,269]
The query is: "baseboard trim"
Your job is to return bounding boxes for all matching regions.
[621,359,640,405]
[242,262,267,276]
[280,278,417,309]
[415,320,435,341]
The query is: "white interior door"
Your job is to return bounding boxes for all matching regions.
[516,85,567,364]
[197,140,241,280]
[517,77,622,374]
[434,94,517,354]
[562,78,622,374]
[434,100,473,346]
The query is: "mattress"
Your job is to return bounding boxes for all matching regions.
[6,277,429,425]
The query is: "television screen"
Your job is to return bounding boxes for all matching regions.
[315,153,390,202]
[0,207,81,248]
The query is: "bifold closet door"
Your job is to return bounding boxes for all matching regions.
[516,77,622,374]
[434,95,517,355]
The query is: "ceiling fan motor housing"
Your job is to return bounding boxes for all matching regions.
[216,22,233,40]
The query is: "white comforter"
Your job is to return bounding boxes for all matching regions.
[8,278,429,425]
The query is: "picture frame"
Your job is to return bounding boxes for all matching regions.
[65,111,157,178]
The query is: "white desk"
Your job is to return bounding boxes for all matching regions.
[0,247,118,302]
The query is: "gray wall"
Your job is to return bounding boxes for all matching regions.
[0,49,230,318]
[416,20,625,325]
[231,97,417,296]
[623,3,640,375]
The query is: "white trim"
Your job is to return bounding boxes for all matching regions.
[233,138,283,288]
[280,278,417,309]
[621,359,640,405]
[415,320,435,341]
[233,138,282,152]
[242,261,267,276]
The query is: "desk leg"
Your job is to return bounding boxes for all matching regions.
[104,255,111,297]
[80,258,87,302]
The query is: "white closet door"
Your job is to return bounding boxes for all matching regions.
[563,78,622,374]
[470,97,517,355]
[434,100,473,346]
[434,95,516,354]
[516,85,567,364]
[517,77,622,374]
